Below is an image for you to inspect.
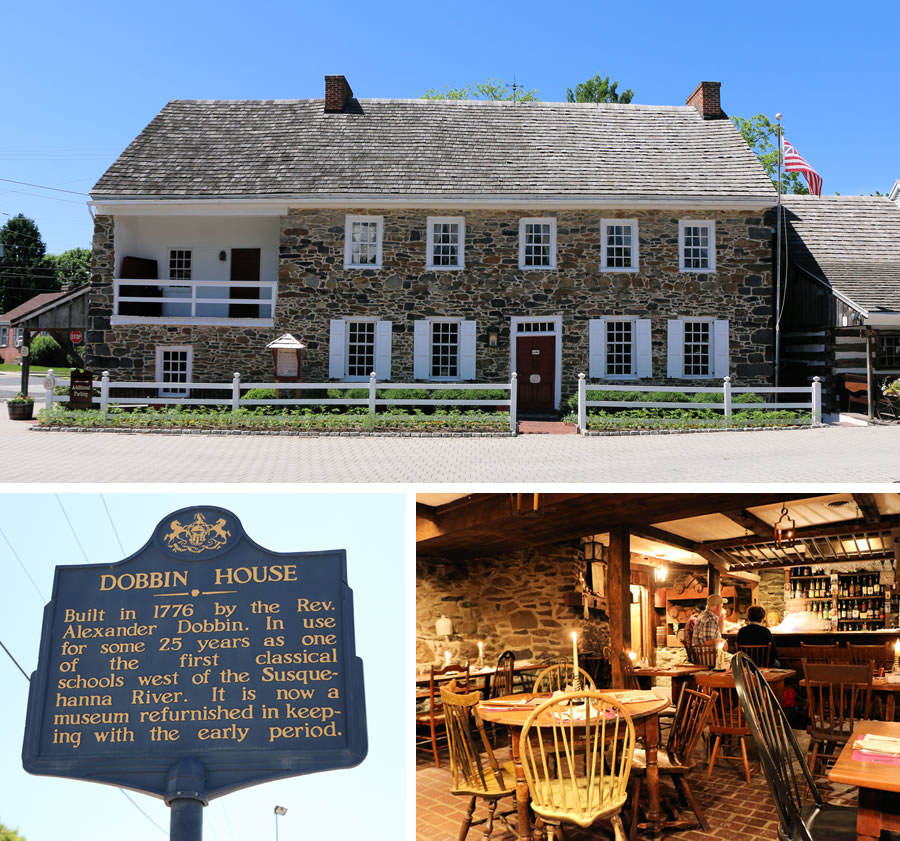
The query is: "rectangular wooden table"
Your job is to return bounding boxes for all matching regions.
[828,720,900,841]
[633,663,707,706]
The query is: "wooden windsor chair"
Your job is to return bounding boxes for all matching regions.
[800,641,848,663]
[415,662,470,768]
[735,643,772,667]
[440,683,517,841]
[532,662,597,694]
[694,671,753,784]
[519,691,636,841]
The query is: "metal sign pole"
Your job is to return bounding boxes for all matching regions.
[166,759,207,841]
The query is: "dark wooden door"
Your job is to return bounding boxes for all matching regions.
[516,335,555,409]
[229,248,261,318]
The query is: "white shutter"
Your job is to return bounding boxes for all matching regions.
[328,320,346,379]
[413,320,430,380]
[588,319,606,378]
[635,319,652,378]
[713,319,730,378]
[374,320,392,379]
[667,320,684,378]
[458,320,477,380]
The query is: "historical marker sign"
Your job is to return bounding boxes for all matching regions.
[23,506,367,802]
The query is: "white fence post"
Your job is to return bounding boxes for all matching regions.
[577,373,587,432]
[368,372,377,426]
[231,372,241,412]
[812,376,821,425]
[723,376,732,422]
[44,369,55,412]
[100,371,110,417]
[509,372,518,434]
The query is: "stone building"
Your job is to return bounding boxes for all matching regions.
[86,76,777,410]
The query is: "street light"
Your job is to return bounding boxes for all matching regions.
[274,805,287,841]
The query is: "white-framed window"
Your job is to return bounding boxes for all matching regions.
[426,217,465,270]
[168,249,192,279]
[678,220,715,272]
[413,318,476,380]
[328,319,392,380]
[879,335,900,368]
[155,345,192,396]
[519,218,556,269]
[666,318,729,379]
[600,219,639,272]
[14,327,24,347]
[344,215,383,269]
[0,326,8,347]
[589,318,652,379]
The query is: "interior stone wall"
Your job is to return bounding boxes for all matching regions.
[416,541,609,674]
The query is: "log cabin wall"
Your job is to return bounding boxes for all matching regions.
[416,541,609,672]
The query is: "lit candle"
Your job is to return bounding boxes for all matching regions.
[571,631,579,677]
[628,650,637,663]
[715,640,725,671]
[893,639,900,674]
[477,640,484,669]
[444,650,451,667]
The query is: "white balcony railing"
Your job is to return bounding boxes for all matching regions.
[112,278,277,325]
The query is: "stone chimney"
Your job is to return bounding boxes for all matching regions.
[324,75,353,113]
[686,81,724,119]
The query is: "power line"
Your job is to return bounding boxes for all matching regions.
[0,638,30,680]
[101,494,126,555]
[57,495,89,562]
[118,790,166,835]
[0,178,89,196]
[0,522,46,602]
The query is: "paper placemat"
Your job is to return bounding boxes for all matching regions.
[851,749,900,766]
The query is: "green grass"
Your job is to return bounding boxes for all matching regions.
[0,364,76,376]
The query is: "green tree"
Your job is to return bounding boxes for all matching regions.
[566,74,634,103]
[0,214,58,313]
[422,78,540,101]
[43,247,91,288]
[731,114,808,195]
[0,823,27,841]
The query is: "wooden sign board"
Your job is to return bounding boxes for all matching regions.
[274,348,299,378]
[22,506,367,801]
[68,369,94,409]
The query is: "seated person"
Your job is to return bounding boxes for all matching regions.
[736,605,780,666]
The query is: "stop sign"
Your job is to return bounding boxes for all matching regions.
[69,330,83,344]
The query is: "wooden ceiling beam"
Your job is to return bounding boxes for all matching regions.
[695,515,900,551]
[627,523,698,553]
[853,494,880,524]
[720,508,772,538]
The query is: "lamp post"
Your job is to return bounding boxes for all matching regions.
[274,805,287,841]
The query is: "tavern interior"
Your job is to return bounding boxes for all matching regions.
[415,492,900,841]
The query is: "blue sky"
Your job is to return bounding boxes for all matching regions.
[2,0,898,255]
[0,492,406,841]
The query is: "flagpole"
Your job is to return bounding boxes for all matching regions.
[774,113,783,389]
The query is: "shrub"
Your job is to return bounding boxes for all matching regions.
[241,388,277,401]
[30,335,67,367]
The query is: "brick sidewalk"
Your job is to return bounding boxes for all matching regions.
[4,413,900,483]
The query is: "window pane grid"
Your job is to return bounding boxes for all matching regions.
[169,250,192,280]
[161,350,189,395]
[524,223,552,267]
[606,320,633,376]
[350,221,379,265]
[880,336,900,368]
[682,226,710,270]
[517,321,555,333]
[605,224,633,268]
[347,321,376,377]
[683,322,711,376]
[431,322,459,378]
[431,222,460,266]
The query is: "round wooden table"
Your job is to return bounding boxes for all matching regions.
[479,691,671,841]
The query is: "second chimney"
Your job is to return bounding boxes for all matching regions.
[686,81,724,119]
[324,75,353,113]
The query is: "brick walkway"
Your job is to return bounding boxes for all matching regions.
[416,736,857,841]
[5,412,900,482]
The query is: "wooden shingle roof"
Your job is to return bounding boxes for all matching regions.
[92,98,776,203]
[782,195,900,314]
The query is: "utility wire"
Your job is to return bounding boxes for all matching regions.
[0,638,30,680]
[0,522,46,602]
[57,494,89,562]
[0,178,89,196]
[101,494,126,555]
[118,790,166,835]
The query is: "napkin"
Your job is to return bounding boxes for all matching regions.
[853,734,900,756]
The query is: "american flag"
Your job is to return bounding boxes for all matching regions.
[782,139,822,196]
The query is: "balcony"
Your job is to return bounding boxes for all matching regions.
[111,278,277,326]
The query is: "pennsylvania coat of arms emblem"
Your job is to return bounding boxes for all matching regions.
[164,512,231,553]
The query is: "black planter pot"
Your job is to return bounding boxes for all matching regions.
[7,401,34,420]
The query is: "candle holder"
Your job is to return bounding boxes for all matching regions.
[714,642,726,672]
[892,641,900,675]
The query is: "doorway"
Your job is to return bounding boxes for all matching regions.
[515,334,556,409]
[229,248,261,318]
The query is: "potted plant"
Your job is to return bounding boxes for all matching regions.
[7,392,35,420]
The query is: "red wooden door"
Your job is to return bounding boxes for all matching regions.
[516,335,556,409]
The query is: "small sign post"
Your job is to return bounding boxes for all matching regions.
[68,369,94,409]
[69,330,84,345]
[23,506,367,841]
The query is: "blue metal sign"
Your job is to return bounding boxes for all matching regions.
[23,506,367,801]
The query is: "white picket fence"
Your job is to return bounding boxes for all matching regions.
[576,374,822,431]
[42,370,519,433]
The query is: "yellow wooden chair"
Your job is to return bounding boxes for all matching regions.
[532,663,597,694]
[440,683,517,841]
[519,691,635,841]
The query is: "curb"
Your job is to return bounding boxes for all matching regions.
[581,424,828,436]
[29,426,514,438]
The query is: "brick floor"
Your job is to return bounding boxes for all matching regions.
[415,733,858,841]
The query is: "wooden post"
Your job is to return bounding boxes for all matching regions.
[708,564,721,595]
[608,523,631,687]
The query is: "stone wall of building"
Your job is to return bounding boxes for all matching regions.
[87,207,774,396]
[416,541,609,674]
